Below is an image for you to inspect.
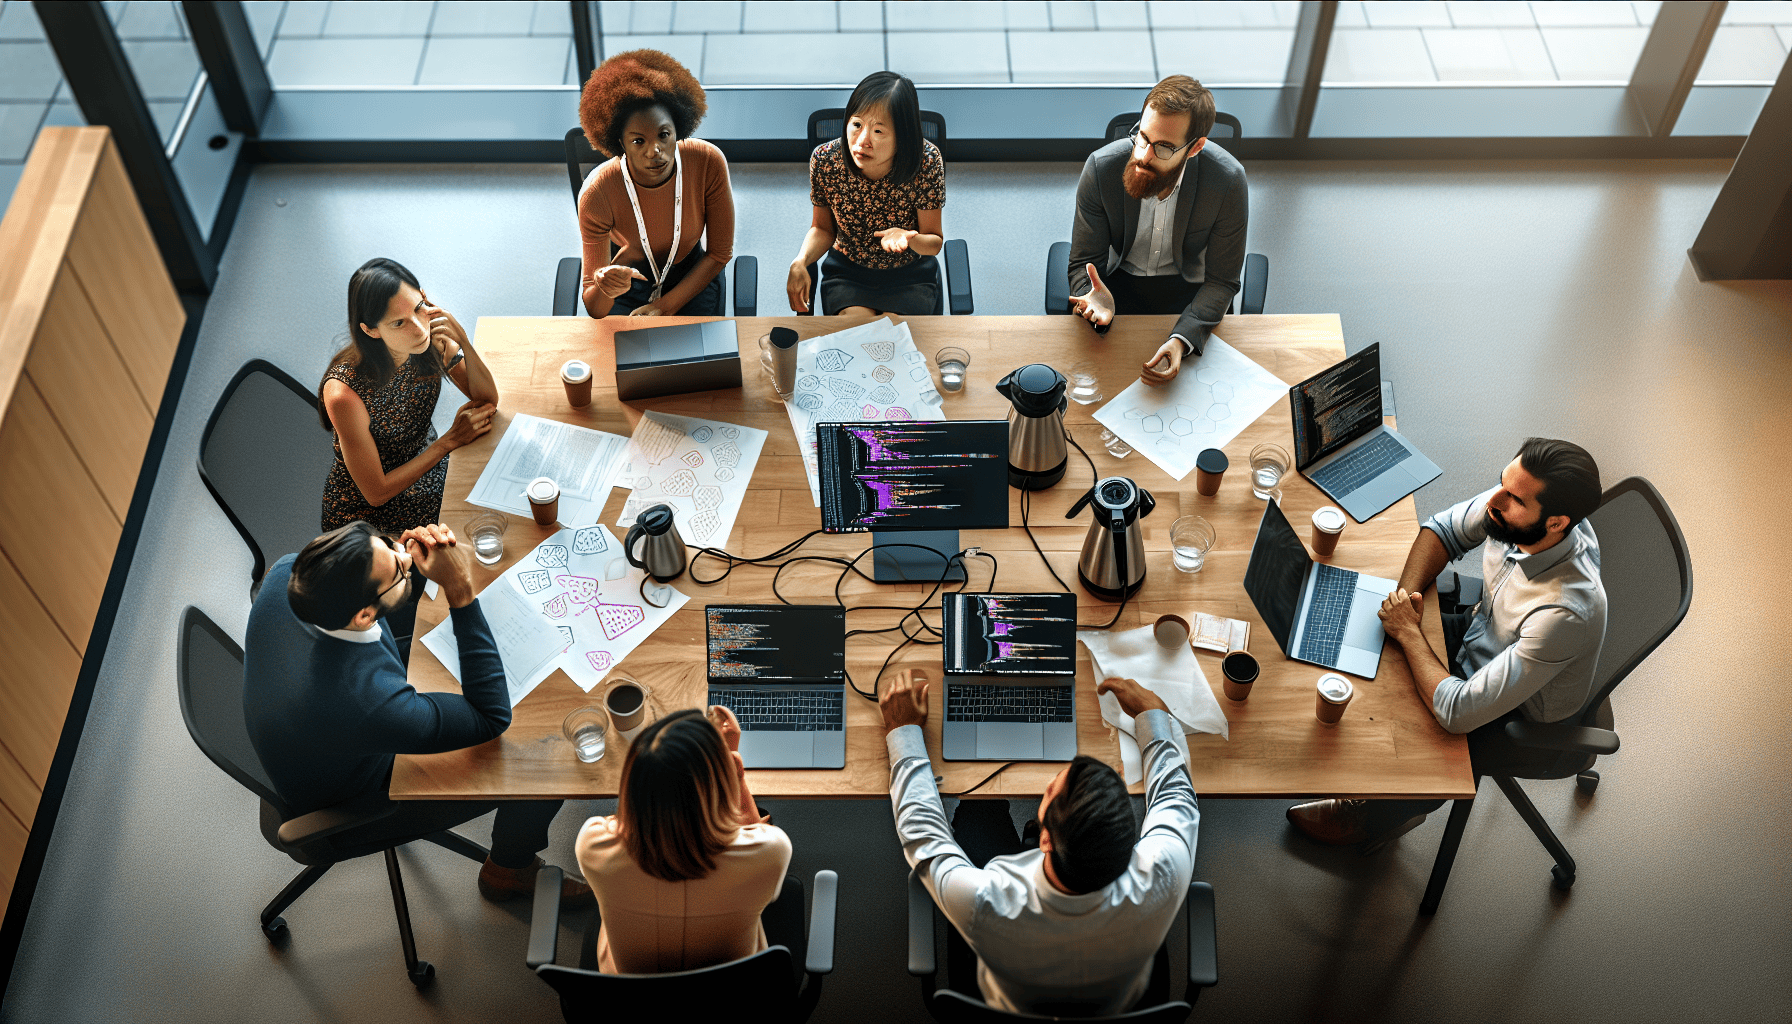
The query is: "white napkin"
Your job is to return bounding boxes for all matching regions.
[1078,626,1229,783]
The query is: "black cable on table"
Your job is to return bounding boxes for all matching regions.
[947,761,1014,798]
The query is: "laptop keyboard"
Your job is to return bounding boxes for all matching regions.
[1309,432,1406,497]
[709,689,844,732]
[1299,563,1359,666]
[946,685,1074,724]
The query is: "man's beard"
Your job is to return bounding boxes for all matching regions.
[1123,156,1179,199]
[1484,505,1548,547]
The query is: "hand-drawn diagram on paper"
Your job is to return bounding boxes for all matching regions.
[607,411,768,549]
[1092,336,1287,480]
[782,318,947,505]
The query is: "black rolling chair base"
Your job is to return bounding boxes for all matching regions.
[1576,769,1600,793]
[261,917,288,940]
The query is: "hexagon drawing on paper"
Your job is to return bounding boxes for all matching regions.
[713,441,741,468]
[661,468,698,497]
[605,557,629,580]
[814,349,852,372]
[693,484,722,511]
[715,467,735,482]
[680,450,704,468]
[862,404,879,418]
[824,378,864,400]
[518,569,552,594]
[792,392,823,412]
[861,340,895,362]
[573,527,608,555]
[690,426,713,443]
[587,650,613,672]
[720,426,739,439]
[636,476,651,490]
[1195,366,1223,384]
[872,365,896,383]
[1211,381,1234,402]
[542,593,569,618]
[535,544,569,568]
[1207,404,1230,421]
[886,406,912,421]
[904,350,925,365]
[866,384,898,405]
[1141,415,1164,433]
[910,366,929,382]
[595,602,646,640]
[797,374,820,391]
[1170,418,1194,436]
[690,509,720,541]
[555,575,600,606]
[823,399,857,420]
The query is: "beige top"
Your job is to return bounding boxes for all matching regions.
[576,815,793,975]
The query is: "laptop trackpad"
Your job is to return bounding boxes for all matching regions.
[740,732,815,768]
[1344,600,1385,652]
[977,724,1044,760]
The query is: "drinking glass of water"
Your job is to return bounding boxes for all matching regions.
[1170,516,1216,574]
[562,707,608,764]
[466,512,509,566]
[1248,443,1290,503]
[934,347,971,393]
[1068,362,1105,405]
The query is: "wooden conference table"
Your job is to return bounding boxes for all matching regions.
[394,314,1473,802]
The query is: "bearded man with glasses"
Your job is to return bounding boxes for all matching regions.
[1066,75,1248,385]
[243,521,592,907]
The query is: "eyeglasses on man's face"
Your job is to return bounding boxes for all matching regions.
[1128,123,1198,162]
[373,534,411,603]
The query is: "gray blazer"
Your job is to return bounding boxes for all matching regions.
[1068,138,1248,354]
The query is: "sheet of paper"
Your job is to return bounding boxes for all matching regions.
[498,525,689,692]
[780,318,946,505]
[466,413,629,525]
[418,583,567,708]
[1091,336,1286,480]
[1079,625,1228,784]
[606,411,768,550]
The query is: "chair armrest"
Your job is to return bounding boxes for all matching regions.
[906,868,936,976]
[732,255,758,317]
[1239,252,1268,315]
[1045,241,1071,315]
[1504,720,1620,755]
[276,796,399,848]
[944,239,973,315]
[1186,881,1217,990]
[554,256,582,316]
[804,869,838,975]
[525,865,562,968]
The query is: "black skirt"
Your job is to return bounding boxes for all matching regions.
[818,249,939,317]
[609,244,724,316]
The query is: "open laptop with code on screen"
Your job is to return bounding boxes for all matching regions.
[705,604,847,769]
[1289,343,1441,523]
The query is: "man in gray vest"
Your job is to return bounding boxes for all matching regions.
[1067,74,1249,385]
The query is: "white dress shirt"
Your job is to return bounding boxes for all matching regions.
[1117,161,1202,355]
[887,710,1199,1016]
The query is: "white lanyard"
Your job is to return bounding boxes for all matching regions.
[619,148,682,302]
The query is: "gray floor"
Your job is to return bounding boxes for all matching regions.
[4,156,1790,1023]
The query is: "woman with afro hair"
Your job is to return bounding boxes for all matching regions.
[577,50,734,318]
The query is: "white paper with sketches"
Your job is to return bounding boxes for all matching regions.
[605,411,768,550]
[419,582,566,707]
[781,318,946,505]
[466,413,629,525]
[1078,625,1229,784]
[1091,336,1286,481]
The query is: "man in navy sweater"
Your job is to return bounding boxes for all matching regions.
[245,520,590,905]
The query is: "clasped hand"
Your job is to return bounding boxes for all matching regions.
[1379,588,1424,639]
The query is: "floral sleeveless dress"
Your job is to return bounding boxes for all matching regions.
[320,356,449,533]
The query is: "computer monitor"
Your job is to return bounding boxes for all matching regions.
[815,420,1010,582]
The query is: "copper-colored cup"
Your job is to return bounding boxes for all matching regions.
[1315,673,1353,724]
[561,359,593,408]
[1311,506,1345,557]
[526,477,560,527]
[605,680,647,733]
[1194,448,1228,497]
[1221,650,1259,702]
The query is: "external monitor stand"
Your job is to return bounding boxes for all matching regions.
[871,530,965,583]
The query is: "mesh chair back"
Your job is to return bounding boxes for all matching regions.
[1578,477,1692,723]
[807,109,947,151]
[1105,110,1242,143]
[930,990,1192,1024]
[197,361,339,584]
[565,127,604,207]
[537,946,797,1019]
[177,607,288,815]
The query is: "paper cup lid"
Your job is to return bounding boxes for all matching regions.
[1317,673,1353,702]
[526,477,559,502]
[561,359,590,382]
[1313,507,1346,533]
[1196,448,1229,473]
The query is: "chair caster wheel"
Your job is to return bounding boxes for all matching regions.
[1576,770,1600,794]
[409,961,435,988]
[261,917,288,941]
[1550,865,1575,890]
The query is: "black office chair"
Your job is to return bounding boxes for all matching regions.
[177,606,492,987]
[197,360,339,599]
[525,864,838,1021]
[798,108,973,316]
[907,870,1217,1022]
[1044,110,1266,319]
[553,126,758,317]
[1417,476,1692,914]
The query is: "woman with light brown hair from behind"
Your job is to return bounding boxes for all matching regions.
[576,706,792,973]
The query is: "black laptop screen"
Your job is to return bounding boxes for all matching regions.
[706,604,845,682]
[1289,343,1383,469]
[943,592,1077,676]
[816,420,1010,533]
[1242,501,1312,657]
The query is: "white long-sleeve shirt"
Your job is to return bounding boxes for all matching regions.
[887,711,1199,1016]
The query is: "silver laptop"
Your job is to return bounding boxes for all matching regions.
[1290,343,1441,524]
[1243,501,1396,679]
[705,604,847,770]
[940,593,1078,762]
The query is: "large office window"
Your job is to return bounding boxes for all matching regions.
[249,0,579,87]
[1695,1,1792,81]
[1321,1,1661,84]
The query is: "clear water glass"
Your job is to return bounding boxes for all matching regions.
[562,707,608,763]
[757,333,790,403]
[1068,362,1105,405]
[1100,428,1132,458]
[1170,515,1216,574]
[1249,443,1291,501]
[466,511,508,565]
[934,346,971,392]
